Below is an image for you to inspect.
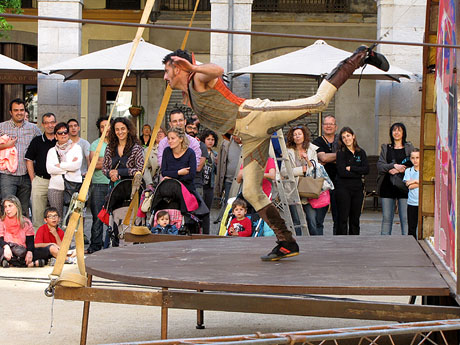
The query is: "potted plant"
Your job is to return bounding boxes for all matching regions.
[129,105,144,117]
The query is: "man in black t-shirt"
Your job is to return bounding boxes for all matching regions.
[312,115,339,234]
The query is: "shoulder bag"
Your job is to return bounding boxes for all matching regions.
[297,160,324,199]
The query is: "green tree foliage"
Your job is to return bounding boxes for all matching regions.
[0,0,22,38]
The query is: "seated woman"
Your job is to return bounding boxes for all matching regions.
[0,195,43,268]
[46,122,83,219]
[103,117,144,185]
[161,127,197,193]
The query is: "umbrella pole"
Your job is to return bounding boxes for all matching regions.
[136,73,142,136]
[318,76,323,136]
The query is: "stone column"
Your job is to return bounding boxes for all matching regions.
[210,0,253,98]
[38,0,82,122]
[375,0,425,149]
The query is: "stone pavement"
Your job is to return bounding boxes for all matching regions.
[2,205,413,345]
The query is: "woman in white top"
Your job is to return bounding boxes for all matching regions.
[46,122,83,219]
[281,125,333,236]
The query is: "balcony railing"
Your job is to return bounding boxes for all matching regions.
[159,0,350,12]
[253,0,350,13]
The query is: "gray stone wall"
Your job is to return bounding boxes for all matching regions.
[37,0,83,123]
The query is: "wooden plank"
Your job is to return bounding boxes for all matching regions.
[124,233,222,243]
[85,237,450,296]
[54,286,460,322]
[54,286,163,306]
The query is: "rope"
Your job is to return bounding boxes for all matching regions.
[123,0,201,234]
[2,12,460,49]
[46,0,158,292]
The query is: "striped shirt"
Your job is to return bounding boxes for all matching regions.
[0,120,41,176]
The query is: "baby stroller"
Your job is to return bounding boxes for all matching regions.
[144,178,208,235]
[218,194,275,237]
[104,178,144,247]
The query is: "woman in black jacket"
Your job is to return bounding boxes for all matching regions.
[335,127,369,235]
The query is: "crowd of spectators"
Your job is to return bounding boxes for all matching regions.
[0,97,419,267]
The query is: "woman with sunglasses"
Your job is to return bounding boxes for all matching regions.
[46,122,83,220]
[282,125,333,235]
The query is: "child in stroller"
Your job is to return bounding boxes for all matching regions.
[227,199,252,237]
[150,210,179,235]
[144,178,209,235]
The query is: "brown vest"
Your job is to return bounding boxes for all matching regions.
[188,77,245,134]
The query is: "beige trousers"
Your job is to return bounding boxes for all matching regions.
[31,176,50,230]
[234,80,337,211]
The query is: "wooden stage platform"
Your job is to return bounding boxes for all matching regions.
[86,236,449,296]
[54,236,460,344]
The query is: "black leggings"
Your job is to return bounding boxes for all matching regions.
[335,186,364,235]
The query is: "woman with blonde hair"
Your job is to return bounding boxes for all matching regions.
[161,126,196,193]
[0,195,43,267]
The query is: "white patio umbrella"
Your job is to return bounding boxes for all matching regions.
[230,40,412,82]
[0,53,36,72]
[41,39,172,121]
[42,39,171,80]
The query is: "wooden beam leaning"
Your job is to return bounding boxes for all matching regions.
[54,287,460,323]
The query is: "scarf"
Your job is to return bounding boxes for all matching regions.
[55,139,73,162]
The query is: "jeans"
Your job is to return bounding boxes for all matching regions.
[380,197,408,235]
[201,185,214,235]
[89,184,109,251]
[0,174,31,217]
[290,204,326,236]
[330,189,338,235]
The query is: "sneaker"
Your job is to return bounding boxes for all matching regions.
[2,259,9,268]
[358,45,390,72]
[260,241,300,261]
[48,258,56,266]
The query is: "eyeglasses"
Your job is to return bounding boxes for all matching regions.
[293,125,304,130]
[323,123,336,126]
[56,131,68,135]
[47,214,59,219]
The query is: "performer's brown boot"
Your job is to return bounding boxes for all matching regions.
[326,46,390,89]
[258,203,299,261]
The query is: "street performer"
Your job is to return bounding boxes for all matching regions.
[162,46,389,261]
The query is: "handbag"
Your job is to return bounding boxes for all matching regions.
[97,206,110,225]
[63,178,82,206]
[308,190,330,209]
[297,160,324,199]
[390,174,409,193]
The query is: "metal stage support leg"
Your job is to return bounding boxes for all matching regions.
[196,289,205,329]
[80,274,93,345]
[161,287,169,339]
